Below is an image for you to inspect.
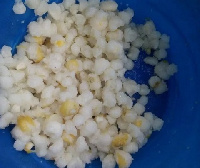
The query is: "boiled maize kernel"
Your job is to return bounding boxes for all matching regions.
[55,40,65,47]
[16,62,26,70]
[98,18,106,27]
[122,107,130,115]
[62,132,76,145]
[17,116,35,132]
[34,36,45,45]
[112,133,129,148]
[116,152,127,168]
[17,45,26,49]
[65,59,79,72]
[106,29,122,41]
[60,100,79,117]
[58,84,67,91]
[121,107,131,120]
[35,47,44,63]
[134,119,142,127]
[24,142,34,153]
[41,103,51,108]
[153,81,162,88]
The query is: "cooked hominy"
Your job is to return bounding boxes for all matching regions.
[0,1,177,168]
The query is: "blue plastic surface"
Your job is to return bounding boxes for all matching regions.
[0,0,200,168]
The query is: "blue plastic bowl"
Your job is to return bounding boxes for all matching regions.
[0,0,200,168]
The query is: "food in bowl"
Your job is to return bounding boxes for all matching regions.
[0,0,177,168]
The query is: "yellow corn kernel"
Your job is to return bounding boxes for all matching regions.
[134,119,142,127]
[17,116,35,132]
[34,36,45,45]
[112,133,129,148]
[62,132,76,145]
[55,40,65,47]
[35,47,44,63]
[65,60,79,72]
[116,152,127,168]
[60,100,79,117]
[24,142,34,153]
